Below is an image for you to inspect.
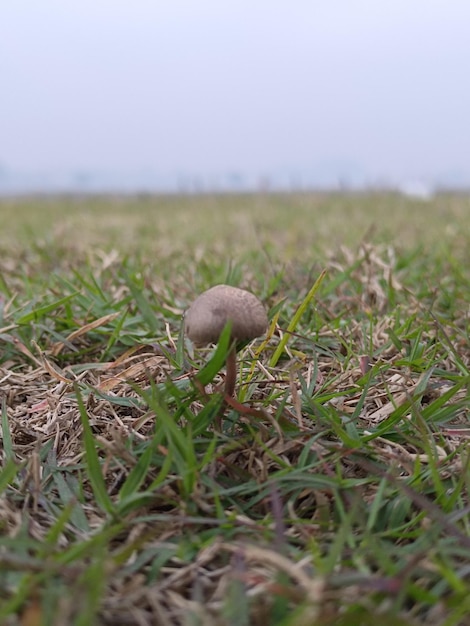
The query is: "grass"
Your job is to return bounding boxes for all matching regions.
[0,190,469,625]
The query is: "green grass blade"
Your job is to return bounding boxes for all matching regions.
[0,459,20,494]
[52,469,90,532]
[118,437,158,501]
[16,292,79,324]
[269,269,326,367]
[196,322,232,386]
[175,314,186,369]
[1,398,15,461]
[74,383,115,516]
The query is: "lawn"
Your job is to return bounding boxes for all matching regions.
[0,191,469,625]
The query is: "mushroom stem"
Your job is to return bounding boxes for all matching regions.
[224,343,237,398]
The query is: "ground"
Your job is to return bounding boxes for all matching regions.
[0,191,469,625]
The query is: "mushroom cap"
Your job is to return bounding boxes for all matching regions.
[184,284,268,346]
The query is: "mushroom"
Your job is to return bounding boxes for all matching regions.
[185,284,268,397]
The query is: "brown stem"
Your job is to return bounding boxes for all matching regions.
[224,343,237,398]
[215,342,238,430]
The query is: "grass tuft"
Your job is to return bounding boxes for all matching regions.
[0,191,469,624]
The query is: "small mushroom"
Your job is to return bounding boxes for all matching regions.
[185,284,268,397]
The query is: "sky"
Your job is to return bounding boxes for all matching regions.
[1,1,470,189]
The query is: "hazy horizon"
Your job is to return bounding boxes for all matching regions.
[2,1,470,192]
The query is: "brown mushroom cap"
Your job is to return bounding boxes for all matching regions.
[184,284,268,346]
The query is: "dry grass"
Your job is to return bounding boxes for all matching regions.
[0,192,470,625]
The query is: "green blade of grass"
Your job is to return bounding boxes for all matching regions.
[74,383,115,516]
[52,469,90,533]
[0,459,21,495]
[118,436,159,502]
[75,547,108,626]
[16,292,79,324]
[175,314,186,369]
[269,269,326,367]
[1,398,15,461]
[196,321,232,386]
[39,501,75,554]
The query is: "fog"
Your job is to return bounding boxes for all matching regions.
[2,1,469,191]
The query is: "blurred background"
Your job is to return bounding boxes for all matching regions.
[1,0,469,196]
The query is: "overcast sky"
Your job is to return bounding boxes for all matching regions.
[1,1,470,185]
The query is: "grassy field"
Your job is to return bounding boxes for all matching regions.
[0,191,470,625]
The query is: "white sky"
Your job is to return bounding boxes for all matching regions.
[1,1,469,183]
